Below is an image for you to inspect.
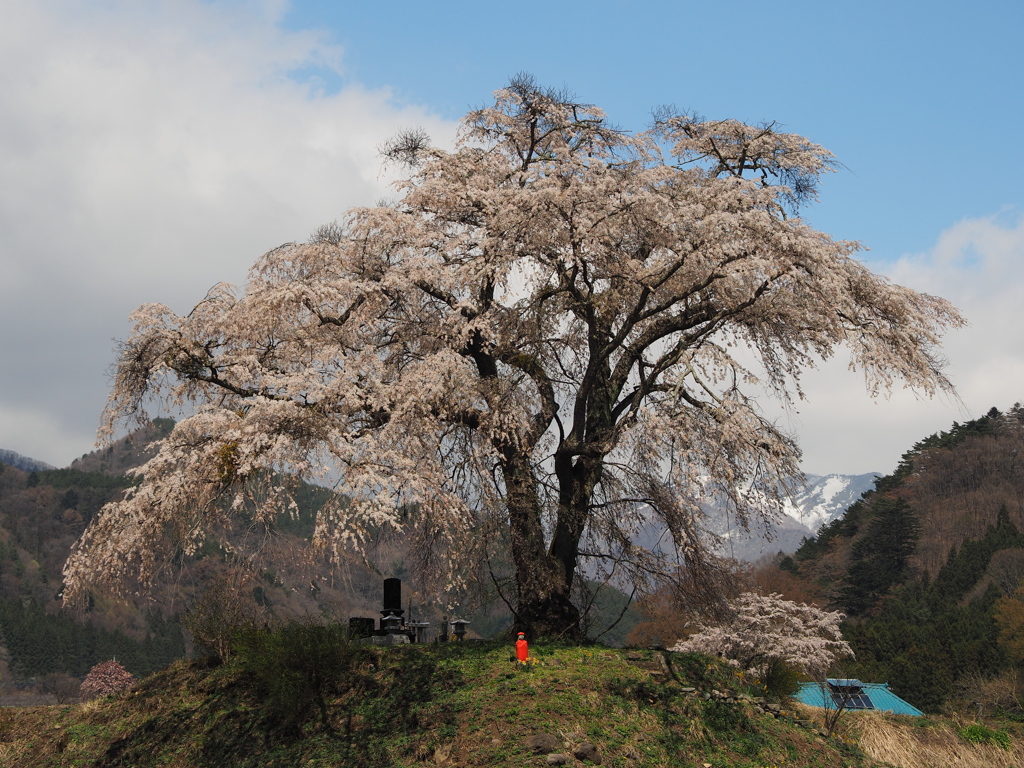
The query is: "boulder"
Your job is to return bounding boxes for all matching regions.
[525,734,562,754]
[574,741,602,764]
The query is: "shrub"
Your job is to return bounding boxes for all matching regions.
[79,660,135,700]
[233,621,373,739]
[761,658,802,700]
[958,723,1012,750]
[182,569,270,662]
[951,669,1024,717]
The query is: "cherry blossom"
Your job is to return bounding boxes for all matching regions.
[64,78,962,637]
[672,592,852,677]
[79,659,136,700]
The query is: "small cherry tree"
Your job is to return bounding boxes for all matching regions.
[79,660,136,700]
[672,592,852,680]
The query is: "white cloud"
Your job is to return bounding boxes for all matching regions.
[1,1,1018,480]
[0,1,455,465]
[0,403,90,468]
[785,212,1024,476]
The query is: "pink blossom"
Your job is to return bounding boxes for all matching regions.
[63,79,961,636]
[79,660,136,700]
[672,592,853,677]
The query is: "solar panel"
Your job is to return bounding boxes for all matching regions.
[827,682,875,710]
[832,692,874,709]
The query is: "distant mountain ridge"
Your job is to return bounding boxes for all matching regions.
[713,471,881,561]
[777,404,1024,713]
[0,448,55,472]
[784,472,883,531]
[627,471,881,564]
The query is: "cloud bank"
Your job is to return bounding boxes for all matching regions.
[0,2,1019,479]
[0,0,453,465]
[787,212,1024,475]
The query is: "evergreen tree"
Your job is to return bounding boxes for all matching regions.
[844,513,1018,712]
[838,498,919,615]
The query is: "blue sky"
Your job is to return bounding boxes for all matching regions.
[280,0,1023,261]
[1,0,1022,475]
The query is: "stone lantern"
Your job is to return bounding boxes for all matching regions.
[450,618,470,642]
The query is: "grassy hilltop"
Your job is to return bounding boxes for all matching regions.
[5,638,1024,768]
[5,637,1015,768]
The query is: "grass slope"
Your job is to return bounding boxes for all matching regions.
[1,642,884,768]
[850,712,1024,768]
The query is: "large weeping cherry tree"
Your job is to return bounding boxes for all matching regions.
[64,78,962,638]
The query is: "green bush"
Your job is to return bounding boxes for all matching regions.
[233,621,373,740]
[700,699,748,733]
[761,658,801,701]
[958,723,1012,750]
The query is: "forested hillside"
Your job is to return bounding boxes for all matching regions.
[780,404,1024,712]
[0,450,54,472]
[0,454,185,688]
[0,424,642,699]
[0,422,384,694]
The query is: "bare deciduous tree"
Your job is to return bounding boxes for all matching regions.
[64,77,962,638]
[41,672,80,705]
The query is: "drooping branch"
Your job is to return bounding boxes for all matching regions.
[70,80,963,641]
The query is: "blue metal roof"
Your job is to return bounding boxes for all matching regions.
[793,680,924,716]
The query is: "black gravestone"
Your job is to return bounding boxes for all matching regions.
[383,577,404,618]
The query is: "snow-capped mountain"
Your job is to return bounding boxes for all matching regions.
[714,472,880,561]
[624,472,881,565]
[781,472,881,532]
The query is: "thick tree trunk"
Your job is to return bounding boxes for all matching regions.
[537,340,615,639]
[502,453,583,639]
[499,339,614,640]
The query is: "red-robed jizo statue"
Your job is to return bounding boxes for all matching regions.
[516,632,529,662]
